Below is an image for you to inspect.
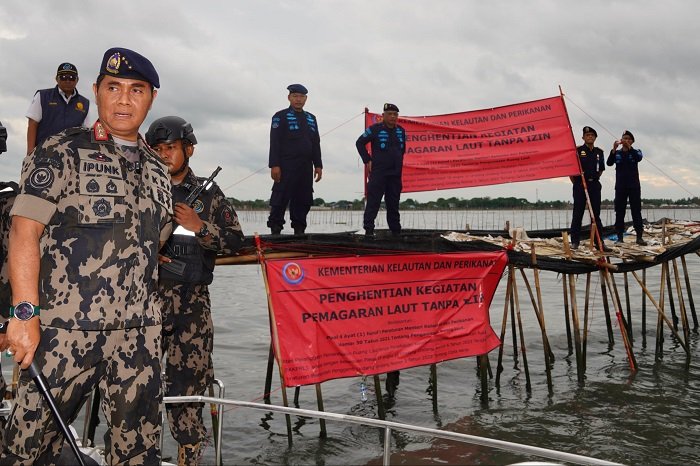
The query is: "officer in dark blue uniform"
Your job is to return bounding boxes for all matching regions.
[569,126,609,250]
[356,103,406,237]
[607,130,647,245]
[267,84,323,235]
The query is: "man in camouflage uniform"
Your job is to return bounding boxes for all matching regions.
[146,116,243,465]
[1,48,172,465]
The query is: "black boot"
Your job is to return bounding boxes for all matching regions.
[294,227,306,236]
[271,227,282,235]
[636,235,647,246]
[364,228,375,239]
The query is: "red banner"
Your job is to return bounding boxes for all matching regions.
[265,252,507,386]
[364,95,578,192]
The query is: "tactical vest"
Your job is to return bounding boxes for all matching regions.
[160,180,217,285]
[36,87,90,145]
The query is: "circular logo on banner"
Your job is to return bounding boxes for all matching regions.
[282,262,304,285]
[28,167,54,189]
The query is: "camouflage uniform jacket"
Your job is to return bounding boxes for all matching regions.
[10,124,173,330]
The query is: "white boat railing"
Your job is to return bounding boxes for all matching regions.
[164,395,624,466]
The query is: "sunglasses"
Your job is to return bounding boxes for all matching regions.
[58,75,77,81]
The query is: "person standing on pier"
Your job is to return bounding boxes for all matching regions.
[147,116,244,465]
[356,103,406,238]
[267,83,323,235]
[569,126,609,250]
[606,130,647,245]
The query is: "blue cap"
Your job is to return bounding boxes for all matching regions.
[99,47,160,88]
[582,126,597,137]
[383,103,399,112]
[287,83,308,95]
[57,62,78,76]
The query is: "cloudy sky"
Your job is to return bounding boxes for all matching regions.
[1,0,699,203]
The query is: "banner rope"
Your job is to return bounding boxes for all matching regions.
[220,111,365,192]
[564,94,698,199]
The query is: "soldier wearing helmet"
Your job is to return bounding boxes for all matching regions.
[146,116,244,465]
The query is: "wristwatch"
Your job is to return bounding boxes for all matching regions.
[9,301,40,321]
[196,224,210,238]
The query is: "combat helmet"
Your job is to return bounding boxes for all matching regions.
[145,116,197,147]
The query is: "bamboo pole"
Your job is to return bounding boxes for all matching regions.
[255,234,294,444]
[623,270,633,344]
[671,258,691,368]
[530,246,555,363]
[666,264,679,331]
[680,255,698,330]
[373,375,386,420]
[518,266,552,391]
[510,285,519,368]
[495,267,513,388]
[567,274,584,383]
[599,271,615,346]
[315,384,327,438]
[582,273,592,373]
[511,266,531,392]
[608,273,632,348]
[562,274,573,355]
[656,263,667,359]
[642,268,647,347]
[430,363,438,413]
[629,270,688,354]
[479,354,489,404]
[601,268,637,372]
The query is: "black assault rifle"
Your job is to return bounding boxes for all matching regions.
[161,166,222,277]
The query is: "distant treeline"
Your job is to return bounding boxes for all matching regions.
[228,196,700,210]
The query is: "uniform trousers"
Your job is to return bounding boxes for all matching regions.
[0,325,162,465]
[363,170,402,233]
[162,283,213,448]
[570,180,603,244]
[267,164,314,231]
[614,186,644,238]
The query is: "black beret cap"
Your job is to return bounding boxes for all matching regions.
[56,62,78,76]
[383,103,399,112]
[582,126,597,137]
[99,47,160,88]
[287,83,308,95]
[622,130,635,142]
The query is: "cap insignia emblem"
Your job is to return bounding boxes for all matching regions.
[106,52,121,74]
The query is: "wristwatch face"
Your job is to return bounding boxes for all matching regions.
[13,302,37,321]
[197,225,209,238]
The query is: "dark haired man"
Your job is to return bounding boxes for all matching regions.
[569,126,609,250]
[267,83,323,235]
[607,130,647,245]
[356,103,406,238]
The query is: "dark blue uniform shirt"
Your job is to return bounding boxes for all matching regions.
[573,144,605,183]
[268,107,322,168]
[606,147,643,189]
[355,122,406,176]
